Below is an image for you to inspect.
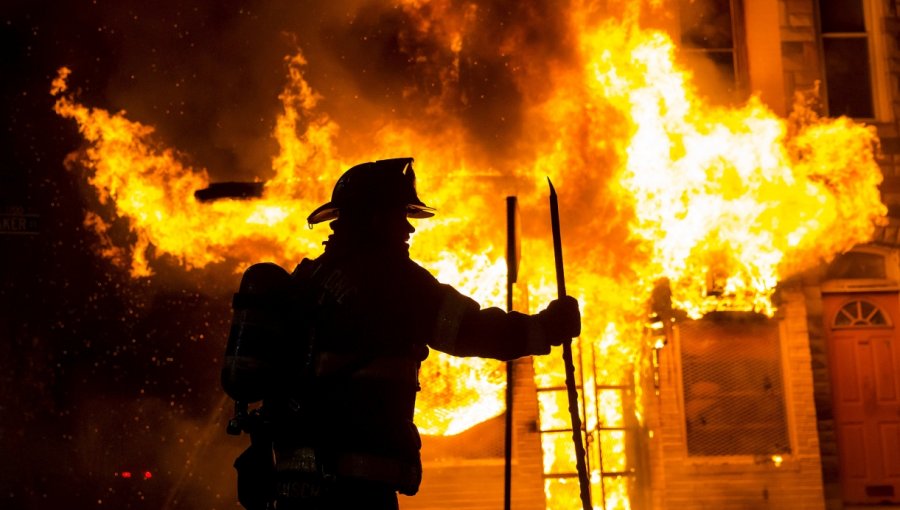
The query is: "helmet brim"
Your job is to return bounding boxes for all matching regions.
[307,202,436,225]
[306,203,339,225]
[407,204,436,219]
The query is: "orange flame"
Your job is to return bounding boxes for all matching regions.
[52,3,885,508]
[589,23,885,318]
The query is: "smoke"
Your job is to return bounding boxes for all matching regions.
[674,0,743,104]
[47,0,584,180]
[48,0,643,278]
[317,0,575,157]
[64,393,239,508]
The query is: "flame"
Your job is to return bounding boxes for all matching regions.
[589,24,885,318]
[52,1,886,508]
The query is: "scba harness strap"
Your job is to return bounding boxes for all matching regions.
[275,259,424,500]
[226,257,427,509]
[273,446,422,498]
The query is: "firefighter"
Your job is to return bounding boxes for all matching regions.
[222,157,580,510]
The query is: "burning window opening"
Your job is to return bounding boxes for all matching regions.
[676,0,746,104]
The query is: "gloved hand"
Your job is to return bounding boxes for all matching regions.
[538,295,581,345]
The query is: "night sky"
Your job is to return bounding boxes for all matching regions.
[1,1,576,508]
[2,3,259,508]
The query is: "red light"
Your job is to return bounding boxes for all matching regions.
[143,471,153,480]
[121,472,132,479]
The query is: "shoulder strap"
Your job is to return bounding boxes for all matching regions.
[291,258,317,281]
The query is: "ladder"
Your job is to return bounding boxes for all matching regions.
[535,335,638,509]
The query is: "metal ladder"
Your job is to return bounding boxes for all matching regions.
[535,335,638,509]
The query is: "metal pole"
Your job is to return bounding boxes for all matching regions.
[548,179,592,510]
[504,196,519,510]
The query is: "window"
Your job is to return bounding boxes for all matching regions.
[678,314,791,456]
[818,0,890,120]
[833,300,890,327]
[826,251,887,280]
[678,0,746,103]
[819,0,873,117]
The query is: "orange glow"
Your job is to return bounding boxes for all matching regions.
[53,2,885,508]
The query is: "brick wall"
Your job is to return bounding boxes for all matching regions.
[800,270,844,510]
[778,1,900,508]
[401,357,545,509]
[875,0,900,207]
[645,288,826,510]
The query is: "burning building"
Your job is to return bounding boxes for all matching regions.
[7,0,898,509]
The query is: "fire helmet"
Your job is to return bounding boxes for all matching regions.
[307,157,436,225]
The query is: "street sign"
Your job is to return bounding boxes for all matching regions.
[0,207,40,235]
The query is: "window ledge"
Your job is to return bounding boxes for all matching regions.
[673,455,799,474]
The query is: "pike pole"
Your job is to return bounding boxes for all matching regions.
[504,196,520,510]
[548,179,592,510]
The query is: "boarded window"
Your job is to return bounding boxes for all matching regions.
[679,314,791,456]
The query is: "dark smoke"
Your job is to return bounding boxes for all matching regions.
[320,0,574,158]
[7,0,578,182]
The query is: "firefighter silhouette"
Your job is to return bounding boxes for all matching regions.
[222,157,580,510]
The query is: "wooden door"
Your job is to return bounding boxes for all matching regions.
[823,293,900,504]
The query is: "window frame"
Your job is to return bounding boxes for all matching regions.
[816,0,893,122]
[821,246,900,294]
[832,299,893,329]
[672,315,795,461]
[675,0,750,103]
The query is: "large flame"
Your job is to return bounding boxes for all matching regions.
[52,1,885,508]
[589,24,884,318]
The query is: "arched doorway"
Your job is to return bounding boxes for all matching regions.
[822,294,900,504]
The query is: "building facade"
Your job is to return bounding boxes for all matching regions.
[646,1,900,509]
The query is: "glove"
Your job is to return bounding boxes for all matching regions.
[538,295,581,345]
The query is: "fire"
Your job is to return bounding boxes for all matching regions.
[52,53,512,438]
[52,2,885,509]
[588,23,885,318]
